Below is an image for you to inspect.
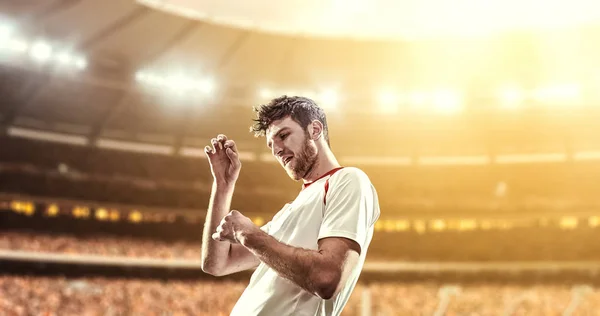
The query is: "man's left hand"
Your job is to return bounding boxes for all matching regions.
[212,210,259,244]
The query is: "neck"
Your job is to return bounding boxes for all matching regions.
[302,146,341,183]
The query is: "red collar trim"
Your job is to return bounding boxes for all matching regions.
[302,167,344,190]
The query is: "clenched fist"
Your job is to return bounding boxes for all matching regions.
[212,210,259,244]
[205,134,241,187]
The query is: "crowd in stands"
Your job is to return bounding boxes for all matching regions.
[0,231,200,260]
[369,227,600,262]
[441,283,600,316]
[1,275,599,315]
[3,227,600,262]
[0,275,247,316]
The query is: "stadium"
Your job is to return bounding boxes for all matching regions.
[2,0,600,314]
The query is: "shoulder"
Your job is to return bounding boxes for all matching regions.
[331,167,371,183]
[329,167,373,189]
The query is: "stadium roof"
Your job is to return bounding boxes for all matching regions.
[144,0,600,40]
[0,0,599,158]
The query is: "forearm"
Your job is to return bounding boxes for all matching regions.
[241,230,340,299]
[201,182,235,274]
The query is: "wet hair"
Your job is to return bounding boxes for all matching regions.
[250,95,330,146]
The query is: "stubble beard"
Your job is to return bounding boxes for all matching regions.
[286,134,318,181]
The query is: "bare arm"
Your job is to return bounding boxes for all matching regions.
[240,229,360,300]
[201,183,259,276]
[201,134,260,276]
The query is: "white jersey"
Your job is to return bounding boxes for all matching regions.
[230,167,380,316]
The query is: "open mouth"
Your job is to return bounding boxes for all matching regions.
[283,156,292,166]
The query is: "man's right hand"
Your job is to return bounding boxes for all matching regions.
[202,134,259,277]
[205,134,241,187]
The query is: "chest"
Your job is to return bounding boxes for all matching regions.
[267,184,327,249]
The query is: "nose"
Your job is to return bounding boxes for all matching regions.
[272,142,284,157]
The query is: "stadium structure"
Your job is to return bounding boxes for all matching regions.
[1,0,600,314]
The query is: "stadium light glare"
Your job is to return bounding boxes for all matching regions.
[46,204,59,217]
[95,208,108,220]
[408,92,427,108]
[29,41,53,62]
[0,29,89,70]
[137,70,213,94]
[432,90,462,114]
[0,24,12,41]
[145,73,166,86]
[498,86,525,109]
[129,211,142,223]
[253,217,265,226]
[554,84,581,100]
[167,74,191,91]
[109,210,120,221]
[74,57,87,70]
[559,216,578,229]
[332,0,368,14]
[302,90,317,100]
[430,219,446,231]
[377,90,400,113]
[395,220,410,231]
[533,83,581,105]
[318,89,338,110]
[56,52,74,64]
[259,88,272,99]
[259,89,317,101]
[8,38,28,53]
[135,71,147,81]
[197,77,214,94]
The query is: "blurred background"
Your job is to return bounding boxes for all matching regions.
[1,0,600,315]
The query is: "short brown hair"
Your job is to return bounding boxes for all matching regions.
[250,95,330,146]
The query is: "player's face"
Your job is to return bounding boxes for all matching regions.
[266,117,318,181]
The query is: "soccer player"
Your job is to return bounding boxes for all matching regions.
[201,96,380,316]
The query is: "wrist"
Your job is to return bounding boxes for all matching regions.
[238,226,262,248]
[213,180,236,192]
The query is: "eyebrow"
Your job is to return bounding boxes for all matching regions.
[267,127,291,148]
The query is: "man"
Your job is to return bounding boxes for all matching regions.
[201,96,380,316]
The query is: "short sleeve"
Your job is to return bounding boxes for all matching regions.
[260,221,272,234]
[318,168,379,253]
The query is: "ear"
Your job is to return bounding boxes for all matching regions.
[310,120,323,141]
